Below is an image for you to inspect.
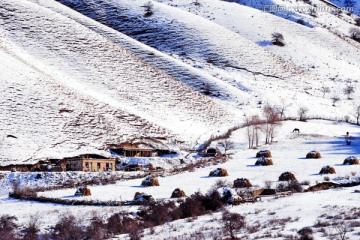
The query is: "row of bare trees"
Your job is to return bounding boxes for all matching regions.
[244,104,283,148]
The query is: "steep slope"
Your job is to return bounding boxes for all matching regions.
[0,0,238,163]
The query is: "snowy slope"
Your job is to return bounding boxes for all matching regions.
[0,0,241,164]
[53,0,360,120]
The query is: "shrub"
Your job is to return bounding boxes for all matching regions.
[141,201,177,227]
[271,32,285,46]
[356,18,360,26]
[349,27,360,42]
[298,107,309,121]
[53,214,86,240]
[298,227,313,240]
[0,215,18,240]
[21,215,40,240]
[222,210,245,239]
[143,1,154,17]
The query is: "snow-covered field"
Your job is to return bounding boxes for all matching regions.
[38,120,360,202]
[1,120,360,238]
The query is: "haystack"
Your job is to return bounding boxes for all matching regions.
[233,178,252,188]
[343,156,359,165]
[319,165,336,174]
[133,192,154,204]
[306,150,321,159]
[255,157,273,166]
[306,182,338,192]
[216,187,242,205]
[74,186,91,197]
[141,177,159,187]
[256,150,272,158]
[171,188,186,198]
[278,172,297,181]
[209,168,229,177]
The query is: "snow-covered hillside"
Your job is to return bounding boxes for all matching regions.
[0,0,243,164]
[2,0,360,163]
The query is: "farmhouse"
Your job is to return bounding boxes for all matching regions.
[109,142,176,158]
[65,154,116,172]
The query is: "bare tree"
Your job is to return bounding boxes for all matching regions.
[349,27,360,41]
[217,139,234,155]
[244,115,262,149]
[193,0,201,6]
[275,99,291,120]
[21,215,40,240]
[143,1,154,17]
[331,94,340,106]
[332,220,350,240]
[263,104,281,144]
[222,210,245,239]
[354,105,360,125]
[343,85,355,99]
[298,107,309,121]
[320,86,330,98]
[271,32,285,46]
[0,215,18,240]
[356,18,360,27]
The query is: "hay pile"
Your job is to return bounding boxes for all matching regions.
[209,168,229,177]
[233,178,252,188]
[171,188,186,198]
[74,186,91,197]
[319,165,336,174]
[306,182,338,192]
[306,150,321,159]
[133,192,154,204]
[141,177,160,187]
[255,157,273,166]
[343,156,359,165]
[278,172,297,181]
[216,187,242,205]
[256,150,272,158]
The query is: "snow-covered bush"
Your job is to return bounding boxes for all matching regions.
[271,32,285,46]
